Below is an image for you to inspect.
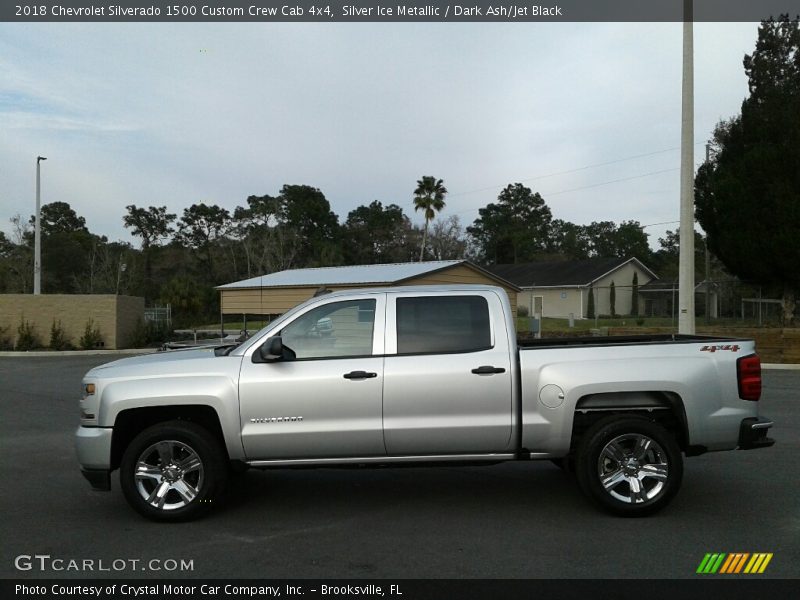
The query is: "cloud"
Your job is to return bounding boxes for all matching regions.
[0,21,758,250]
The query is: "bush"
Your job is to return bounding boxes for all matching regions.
[517,305,529,317]
[49,319,74,350]
[129,319,172,348]
[79,320,104,350]
[636,318,645,326]
[0,326,13,351]
[15,317,42,351]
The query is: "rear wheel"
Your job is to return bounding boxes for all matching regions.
[575,416,682,517]
[120,421,227,521]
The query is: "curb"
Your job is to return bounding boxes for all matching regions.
[762,363,800,370]
[0,349,159,357]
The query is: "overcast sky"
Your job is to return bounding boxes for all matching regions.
[0,22,760,252]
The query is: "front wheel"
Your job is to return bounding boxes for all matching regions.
[575,416,683,517]
[120,421,227,521]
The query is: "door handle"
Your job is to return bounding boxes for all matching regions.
[343,371,378,380]
[471,365,506,375]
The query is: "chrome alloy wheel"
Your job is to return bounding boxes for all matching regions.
[597,433,669,504]
[134,440,204,510]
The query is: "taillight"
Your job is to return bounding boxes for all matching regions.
[737,354,762,401]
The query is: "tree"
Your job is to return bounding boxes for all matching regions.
[427,215,468,260]
[467,183,552,264]
[28,202,93,293]
[3,214,33,293]
[123,205,175,248]
[159,275,212,328]
[650,228,707,281]
[413,176,448,261]
[0,231,12,292]
[613,221,651,261]
[176,203,231,281]
[631,272,639,316]
[585,221,618,258]
[277,185,341,266]
[35,201,88,235]
[78,239,136,295]
[232,194,300,276]
[548,219,591,259]
[123,205,176,300]
[587,285,596,319]
[343,200,411,264]
[583,220,650,259]
[695,16,800,323]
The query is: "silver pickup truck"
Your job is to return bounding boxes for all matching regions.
[75,285,774,521]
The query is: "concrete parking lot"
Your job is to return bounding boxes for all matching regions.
[1,355,798,579]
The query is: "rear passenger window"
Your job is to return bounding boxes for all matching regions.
[396,296,491,354]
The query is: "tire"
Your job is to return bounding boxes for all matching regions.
[574,416,683,517]
[120,420,228,522]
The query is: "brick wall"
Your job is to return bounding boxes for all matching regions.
[0,295,145,349]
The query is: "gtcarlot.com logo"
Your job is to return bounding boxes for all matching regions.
[696,553,773,574]
[14,554,194,572]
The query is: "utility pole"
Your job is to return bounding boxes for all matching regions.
[34,156,47,295]
[678,0,695,334]
[704,143,711,325]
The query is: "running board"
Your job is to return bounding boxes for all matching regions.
[246,453,516,467]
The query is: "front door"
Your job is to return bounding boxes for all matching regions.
[239,294,387,460]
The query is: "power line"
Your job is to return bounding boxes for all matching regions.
[450,167,679,216]
[641,220,680,228]
[543,168,679,197]
[447,141,706,200]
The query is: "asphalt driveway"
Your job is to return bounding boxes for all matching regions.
[0,355,797,579]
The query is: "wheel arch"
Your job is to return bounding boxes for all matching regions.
[111,405,227,471]
[571,391,690,452]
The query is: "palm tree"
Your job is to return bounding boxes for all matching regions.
[413,176,448,261]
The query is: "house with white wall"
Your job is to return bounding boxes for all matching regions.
[490,257,658,319]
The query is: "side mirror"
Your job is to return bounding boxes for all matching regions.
[255,336,283,363]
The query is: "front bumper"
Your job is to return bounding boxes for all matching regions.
[738,416,775,450]
[75,426,113,490]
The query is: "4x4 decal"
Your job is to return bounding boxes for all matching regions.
[700,344,740,353]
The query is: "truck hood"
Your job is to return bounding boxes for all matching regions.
[86,347,221,377]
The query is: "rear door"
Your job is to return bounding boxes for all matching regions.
[382,291,514,455]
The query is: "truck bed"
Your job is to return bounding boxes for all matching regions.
[518,333,744,349]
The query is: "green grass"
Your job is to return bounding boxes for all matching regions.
[516,316,785,334]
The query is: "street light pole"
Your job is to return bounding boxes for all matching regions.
[34,156,47,295]
[678,0,696,334]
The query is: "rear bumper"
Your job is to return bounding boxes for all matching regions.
[738,416,775,450]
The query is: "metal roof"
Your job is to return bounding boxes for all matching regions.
[218,260,470,289]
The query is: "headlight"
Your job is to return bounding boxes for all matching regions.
[81,381,98,422]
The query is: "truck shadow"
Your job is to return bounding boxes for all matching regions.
[220,461,589,517]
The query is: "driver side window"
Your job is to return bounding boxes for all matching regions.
[280,299,376,360]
